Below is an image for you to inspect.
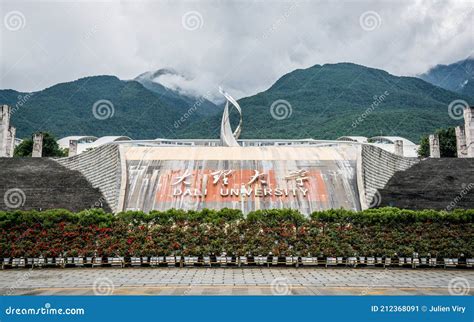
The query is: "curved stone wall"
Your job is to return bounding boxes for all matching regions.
[358,144,418,209]
[50,142,421,214]
[55,144,123,212]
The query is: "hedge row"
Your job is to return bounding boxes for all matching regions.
[1,208,473,258]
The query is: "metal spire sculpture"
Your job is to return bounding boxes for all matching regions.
[219,87,242,147]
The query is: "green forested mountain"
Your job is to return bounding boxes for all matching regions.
[0,76,218,139]
[419,57,474,98]
[134,69,218,116]
[0,63,470,142]
[183,63,470,142]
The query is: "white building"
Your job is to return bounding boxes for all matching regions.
[57,136,131,154]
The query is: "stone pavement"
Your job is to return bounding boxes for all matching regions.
[0,268,472,295]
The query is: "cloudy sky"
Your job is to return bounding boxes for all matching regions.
[1,0,473,101]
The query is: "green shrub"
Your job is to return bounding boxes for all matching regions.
[0,208,472,258]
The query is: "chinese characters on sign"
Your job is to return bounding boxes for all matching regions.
[284,169,309,187]
[172,169,310,198]
[248,170,267,185]
[210,170,233,185]
[172,170,192,186]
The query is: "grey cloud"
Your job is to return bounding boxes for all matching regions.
[0,0,472,102]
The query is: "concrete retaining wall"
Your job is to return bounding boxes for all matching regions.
[358,144,418,209]
[55,144,123,212]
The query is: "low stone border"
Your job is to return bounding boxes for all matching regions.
[2,256,473,269]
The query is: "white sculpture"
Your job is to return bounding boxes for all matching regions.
[219,87,242,147]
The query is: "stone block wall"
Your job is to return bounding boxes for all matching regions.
[6,126,15,157]
[0,105,11,157]
[465,106,474,157]
[55,144,123,212]
[358,144,418,209]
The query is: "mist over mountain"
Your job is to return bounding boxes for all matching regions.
[0,62,470,143]
[419,57,474,98]
[134,68,220,116]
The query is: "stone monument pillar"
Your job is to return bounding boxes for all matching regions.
[455,126,467,158]
[68,139,78,157]
[464,106,474,157]
[394,140,404,156]
[32,133,44,157]
[429,134,440,158]
[6,126,16,157]
[0,105,11,157]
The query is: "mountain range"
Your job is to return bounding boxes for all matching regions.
[134,68,218,116]
[419,57,473,98]
[0,59,472,143]
[183,62,471,141]
[1,75,220,140]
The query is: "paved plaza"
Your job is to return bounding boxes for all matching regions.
[1,268,472,295]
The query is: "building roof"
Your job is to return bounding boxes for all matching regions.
[88,136,131,147]
[337,136,368,143]
[76,136,132,153]
[369,136,416,146]
[57,136,98,149]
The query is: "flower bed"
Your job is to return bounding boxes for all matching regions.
[0,208,472,258]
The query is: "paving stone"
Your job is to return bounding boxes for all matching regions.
[1,268,473,295]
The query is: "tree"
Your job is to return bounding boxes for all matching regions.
[417,136,429,158]
[14,132,67,157]
[418,127,457,158]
